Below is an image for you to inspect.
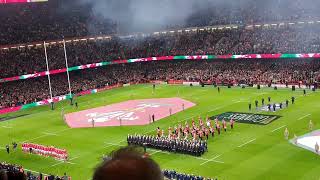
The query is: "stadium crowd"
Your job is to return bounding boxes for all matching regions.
[0,162,69,180]
[1,58,319,109]
[1,26,320,79]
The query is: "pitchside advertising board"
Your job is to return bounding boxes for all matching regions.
[210,112,281,125]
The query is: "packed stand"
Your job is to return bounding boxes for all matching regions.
[127,134,207,156]
[0,162,70,180]
[2,24,320,79]
[1,58,320,109]
[0,0,117,45]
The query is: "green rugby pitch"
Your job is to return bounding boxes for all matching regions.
[0,84,320,180]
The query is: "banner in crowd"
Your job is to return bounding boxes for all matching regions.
[1,53,320,83]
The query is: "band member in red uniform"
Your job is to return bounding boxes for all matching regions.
[217,122,221,135]
[230,118,234,129]
[156,127,161,137]
[210,125,215,137]
[192,118,195,128]
[205,128,209,140]
[215,118,219,130]
[199,116,204,128]
[222,119,227,132]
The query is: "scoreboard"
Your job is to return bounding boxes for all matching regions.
[0,0,47,3]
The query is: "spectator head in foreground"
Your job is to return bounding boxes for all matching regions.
[93,145,163,180]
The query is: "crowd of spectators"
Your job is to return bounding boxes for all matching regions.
[0,0,319,45]
[0,0,117,45]
[1,58,320,109]
[0,162,69,180]
[1,25,320,79]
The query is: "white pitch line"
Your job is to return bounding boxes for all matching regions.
[69,156,79,161]
[200,154,222,165]
[51,160,76,167]
[104,142,121,146]
[298,114,311,120]
[271,125,287,132]
[238,138,256,148]
[149,150,161,156]
[1,126,13,129]
[42,132,58,136]
[148,149,170,155]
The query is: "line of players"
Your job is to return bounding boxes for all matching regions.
[127,134,207,156]
[22,143,68,161]
[156,116,235,141]
[248,96,295,111]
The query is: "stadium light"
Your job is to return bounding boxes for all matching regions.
[298,21,305,24]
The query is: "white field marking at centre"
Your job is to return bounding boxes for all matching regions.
[271,125,287,133]
[200,154,223,165]
[237,138,256,148]
[298,114,311,120]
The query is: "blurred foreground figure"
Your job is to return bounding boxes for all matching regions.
[93,146,163,180]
